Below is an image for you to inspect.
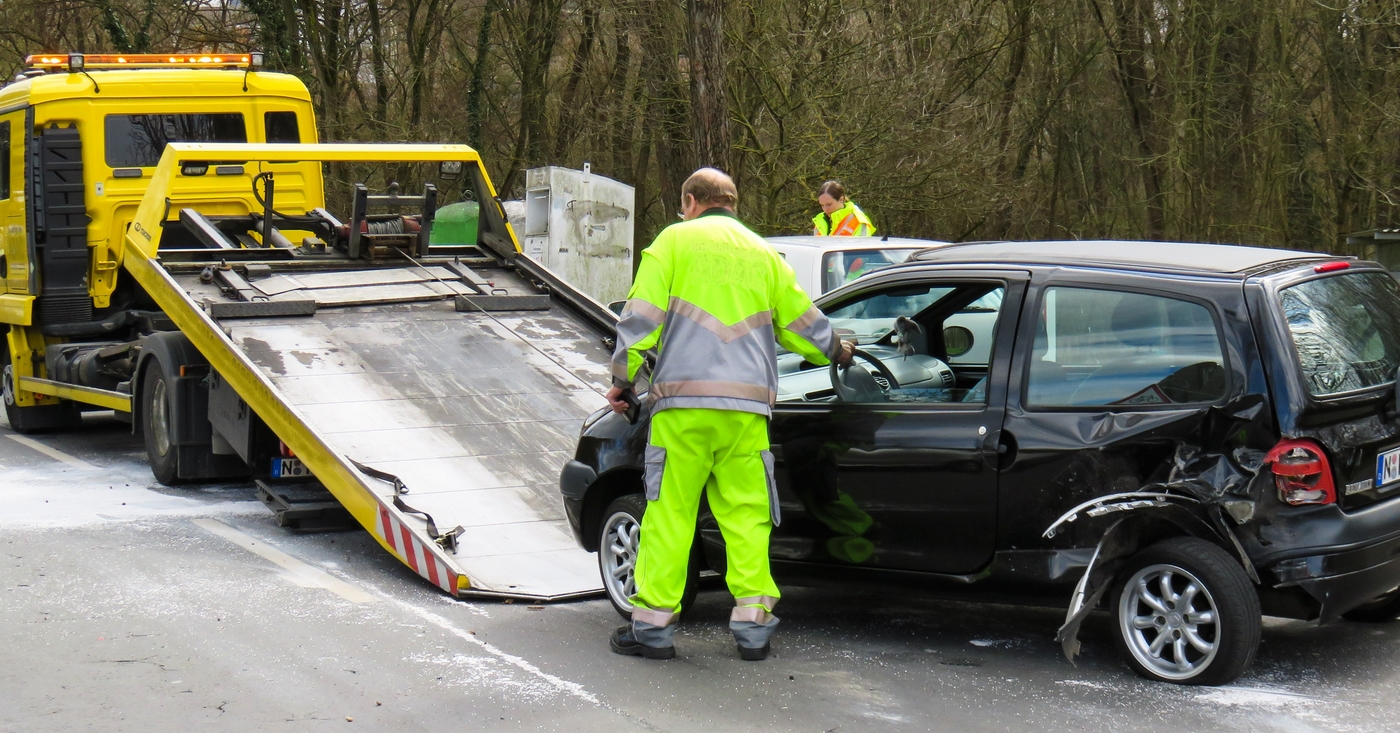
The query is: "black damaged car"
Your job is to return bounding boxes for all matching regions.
[559,240,1400,685]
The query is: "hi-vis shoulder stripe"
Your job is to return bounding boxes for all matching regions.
[376,502,460,594]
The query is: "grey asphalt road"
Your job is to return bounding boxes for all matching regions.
[2,413,1398,732]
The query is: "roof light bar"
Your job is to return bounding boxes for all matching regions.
[23,52,259,71]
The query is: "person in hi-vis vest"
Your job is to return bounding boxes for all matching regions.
[606,168,854,661]
[812,180,876,236]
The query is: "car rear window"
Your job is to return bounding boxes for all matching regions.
[1028,287,1227,407]
[1279,271,1400,397]
[822,248,919,293]
[105,113,247,167]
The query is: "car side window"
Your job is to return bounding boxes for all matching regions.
[776,281,1006,405]
[1027,287,1226,408]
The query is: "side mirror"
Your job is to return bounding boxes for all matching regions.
[439,160,463,181]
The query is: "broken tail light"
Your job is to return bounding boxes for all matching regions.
[1265,438,1336,506]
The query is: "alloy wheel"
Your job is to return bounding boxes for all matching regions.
[1119,563,1221,681]
[601,509,640,612]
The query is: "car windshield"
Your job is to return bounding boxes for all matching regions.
[1280,271,1400,397]
[821,248,919,293]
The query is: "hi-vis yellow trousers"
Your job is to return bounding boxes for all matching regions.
[631,408,781,642]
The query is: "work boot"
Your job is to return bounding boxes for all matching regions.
[610,625,676,660]
[737,642,771,661]
[730,603,779,661]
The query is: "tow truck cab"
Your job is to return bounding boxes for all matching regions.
[0,53,325,434]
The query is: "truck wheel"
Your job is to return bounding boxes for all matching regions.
[1342,587,1400,623]
[2,348,80,434]
[599,494,700,622]
[1110,537,1260,685]
[142,362,182,485]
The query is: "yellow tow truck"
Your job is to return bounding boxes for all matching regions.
[0,53,615,600]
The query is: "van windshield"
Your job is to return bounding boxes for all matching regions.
[1279,271,1400,396]
[105,113,247,168]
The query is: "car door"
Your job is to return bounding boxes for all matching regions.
[767,269,1028,574]
[996,271,1245,551]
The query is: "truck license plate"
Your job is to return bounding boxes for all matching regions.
[1377,448,1400,488]
[272,457,310,478]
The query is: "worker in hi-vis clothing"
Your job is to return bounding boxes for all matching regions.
[812,179,876,236]
[606,168,854,661]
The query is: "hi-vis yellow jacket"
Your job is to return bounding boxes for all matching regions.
[812,201,876,236]
[612,209,842,416]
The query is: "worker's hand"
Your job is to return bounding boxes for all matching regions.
[606,386,631,414]
[836,339,856,367]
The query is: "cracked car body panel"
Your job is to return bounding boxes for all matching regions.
[562,241,1400,671]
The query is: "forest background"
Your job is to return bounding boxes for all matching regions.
[2,0,1400,254]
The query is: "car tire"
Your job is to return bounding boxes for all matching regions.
[598,494,700,622]
[1110,536,1260,686]
[2,346,81,434]
[1341,587,1400,623]
[141,362,182,486]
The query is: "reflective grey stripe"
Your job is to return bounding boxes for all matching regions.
[632,607,677,627]
[652,396,771,417]
[652,380,775,403]
[736,595,779,610]
[784,304,840,361]
[643,444,666,501]
[624,298,666,323]
[669,298,773,343]
[760,450,780,527]
[730,606,773,624]
[648,312,778,406]
[612,302,665,382]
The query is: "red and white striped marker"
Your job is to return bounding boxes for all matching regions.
[376,503,459,595]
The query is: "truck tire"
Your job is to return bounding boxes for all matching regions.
[1110,536,1260,685]
[599,494,700,622]
[1342,587,1400,623]
[2,346,81,434]
[141,361,182,485]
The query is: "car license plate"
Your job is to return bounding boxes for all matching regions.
[1377,448,1400,488]
[272,457,310,478]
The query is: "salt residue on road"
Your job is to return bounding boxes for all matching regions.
[0,462,261,529]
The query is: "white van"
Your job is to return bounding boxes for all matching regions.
[765,236,952,297]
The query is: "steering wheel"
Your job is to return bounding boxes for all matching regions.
[830,349,901,402]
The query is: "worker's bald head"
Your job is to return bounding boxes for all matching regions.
[681,168,738,211]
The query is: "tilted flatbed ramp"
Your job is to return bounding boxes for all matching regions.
[121,144,615,600]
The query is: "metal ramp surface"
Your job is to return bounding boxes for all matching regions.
[174,265,612,600]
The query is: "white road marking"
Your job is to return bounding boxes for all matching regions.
[5,434,97,470]
[193,518,377,604]
[382,593,600,706]
[193,517,596,706]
